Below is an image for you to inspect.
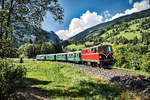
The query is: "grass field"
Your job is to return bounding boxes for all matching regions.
[113,66,150,76]
[17,61,145,100]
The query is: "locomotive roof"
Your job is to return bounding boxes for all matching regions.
[82,44,111,50]
[67,51,81,54]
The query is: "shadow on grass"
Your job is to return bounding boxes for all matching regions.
[20,78,122,99]
[23,78,52,86]
[41,80,121,99]
[16,78,52,100]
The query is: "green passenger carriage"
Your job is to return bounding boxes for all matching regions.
[56,53,67,61]
[67,51,82,63]
[36,55,46,61]
[45,54,56,61]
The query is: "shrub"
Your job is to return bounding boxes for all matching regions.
[0,59,26,99]
[114,44,150,72]
[0,39,19,58]
[140,55,150,72]
[113,45,129,68]
[128,54,141,70]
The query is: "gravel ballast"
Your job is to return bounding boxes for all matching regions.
[60,62,150,98]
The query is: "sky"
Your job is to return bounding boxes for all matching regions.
[41,0,150,40]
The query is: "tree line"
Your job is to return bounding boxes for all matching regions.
[19,40,62,58]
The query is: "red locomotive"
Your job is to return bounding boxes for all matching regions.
[81,45,114,68]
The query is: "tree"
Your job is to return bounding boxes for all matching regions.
[141,32,150,45]
[0,0,64,39]
[24,44,35,58]
[132,36,138,45]
[41,42,54,54]
[118,36,129,44]
[0,38,19,58]
[53,38,62,53]
[29,39,33,44]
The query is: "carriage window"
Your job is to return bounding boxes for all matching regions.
[76,53,78,57]
[91,48,94,52]
[94,48,97,53]
[74,53,76,57]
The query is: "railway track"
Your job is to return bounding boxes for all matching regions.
[56,61,150,98]
[60,62,150,81]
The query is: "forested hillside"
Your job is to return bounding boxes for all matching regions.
[64,9,150,72]
[65,9,150,50]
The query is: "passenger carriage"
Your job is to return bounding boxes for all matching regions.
[45,54,56,61]
[81,45,113,68]
[67,51,82,63]
[56,53,67,61]
[36,55,46,61]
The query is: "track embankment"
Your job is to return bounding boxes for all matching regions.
[58,62,150,99]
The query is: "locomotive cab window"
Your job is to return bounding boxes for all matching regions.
[106,46,112,52]
[99,46,106,53]
[99,46,112,53]
[99,47,103,52]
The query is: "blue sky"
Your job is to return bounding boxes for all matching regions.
[41,0,150,40]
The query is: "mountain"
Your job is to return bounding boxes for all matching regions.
[65,9,150,51]
[48,31,62,42]
[15,24,61,46]
[68,8,150,41]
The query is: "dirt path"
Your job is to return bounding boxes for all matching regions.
[16,87,50,100]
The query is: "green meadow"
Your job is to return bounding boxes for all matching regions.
[17,61,145,100]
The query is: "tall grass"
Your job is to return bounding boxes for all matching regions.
[18,61,145,100]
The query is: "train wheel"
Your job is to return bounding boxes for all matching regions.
[91,62,94,67]
[95,63,99,68]
[99,62,103,68]
[84,61,88,65]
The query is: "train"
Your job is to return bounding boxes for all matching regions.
[36,44,114,68]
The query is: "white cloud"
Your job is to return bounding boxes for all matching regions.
[56,0,150,40]
[103,10,112,22]
[129,0,133,4]
[103,10,112,19]
[111,0,150,20]
[56,11,103,40]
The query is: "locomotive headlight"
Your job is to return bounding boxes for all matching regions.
[100,56,102,59]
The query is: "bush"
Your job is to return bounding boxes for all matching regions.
[128,54,141,70]
[0,39,19,58]
[140,55,150,72]
[114,44,150,72]
[0,59,26,99]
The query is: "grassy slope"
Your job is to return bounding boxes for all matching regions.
[19,61,144,100]
[66,16,150,48]
[105,17,150,40]
[66,16,150,50]
[113,66,150,76]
